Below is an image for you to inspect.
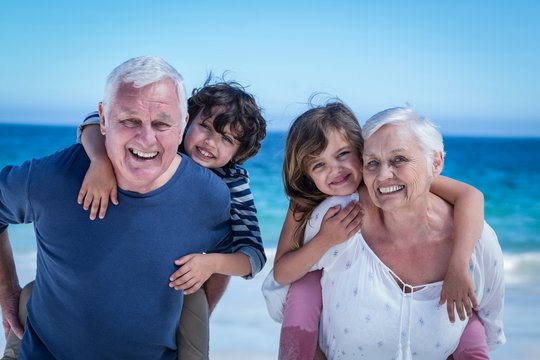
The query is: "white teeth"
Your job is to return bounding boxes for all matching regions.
[198,147,214,158]
[379,185,404,194]
[131,149,158,159]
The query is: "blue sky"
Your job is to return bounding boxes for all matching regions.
[0,0,538,135]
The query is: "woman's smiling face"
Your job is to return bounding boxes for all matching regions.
[362,124,435,211]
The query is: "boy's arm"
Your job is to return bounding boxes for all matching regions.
[77,115,118,220]
[216,167,266,279]
[430,175,484,322]
[169,252,250,293]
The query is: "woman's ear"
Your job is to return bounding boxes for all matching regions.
[432,151,445,175]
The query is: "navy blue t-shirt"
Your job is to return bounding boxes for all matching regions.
[0,144,231,359]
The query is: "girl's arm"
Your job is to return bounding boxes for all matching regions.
[430,175,484,322]
[273,201,362,285]
[77,123,118,220]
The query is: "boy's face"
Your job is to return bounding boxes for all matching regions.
[183,108,240,169]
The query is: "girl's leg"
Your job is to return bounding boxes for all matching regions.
[2,281,34,360]
[452,312,489,360]
[279,270,323,360]
[177,288,209,360]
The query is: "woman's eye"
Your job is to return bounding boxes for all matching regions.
[365,160,379,169]
[391,156,407,166]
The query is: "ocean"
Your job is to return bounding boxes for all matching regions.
[0,123,539,359]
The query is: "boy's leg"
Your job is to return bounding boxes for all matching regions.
[279,270,323,360]
[452,312,489,360]
[2,281,34,360]
[177,288,209,360]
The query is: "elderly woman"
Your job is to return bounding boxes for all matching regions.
[303,107,505,359]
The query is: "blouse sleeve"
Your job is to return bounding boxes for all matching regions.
[471,222,506,351]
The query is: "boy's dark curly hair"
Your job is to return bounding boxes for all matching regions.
[186,77,266,164]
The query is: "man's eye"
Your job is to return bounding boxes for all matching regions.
[154,123,171,131]
[337,151,350,158]
[120,119,139,128]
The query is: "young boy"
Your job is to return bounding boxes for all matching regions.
[3,79,267,360]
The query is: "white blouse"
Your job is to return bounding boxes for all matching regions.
[262,194,506,360]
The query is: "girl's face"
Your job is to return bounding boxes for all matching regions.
[183,108,240,169]
[306,129,363,196]
[362,124,436,211]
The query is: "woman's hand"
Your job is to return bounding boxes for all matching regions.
[77,160,118,220]
[439,261,479,322]
[315,201,363,248]
[169,254,215,294]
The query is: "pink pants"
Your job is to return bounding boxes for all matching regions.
[279,270,323,360]
[278,270,489,360]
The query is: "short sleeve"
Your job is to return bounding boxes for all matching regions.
[0,160,35,231]
[76,111,101,143]
[307,193,359,271]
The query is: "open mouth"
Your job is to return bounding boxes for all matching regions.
[130,148,159,159]
[197,146,215,159]
[378,185,404,194]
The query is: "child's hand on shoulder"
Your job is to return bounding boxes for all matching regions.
[317,201,363,247]
[169,253,215,294]
[439,262,479,322]
[77,160,118,220]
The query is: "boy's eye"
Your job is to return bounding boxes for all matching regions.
[222,135,234,144]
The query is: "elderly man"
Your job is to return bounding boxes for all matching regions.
[0,56,232,359]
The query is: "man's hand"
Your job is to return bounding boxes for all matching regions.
[169,254,216,294]
[1,286,23,339]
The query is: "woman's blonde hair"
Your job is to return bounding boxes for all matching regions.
[283,102,363,247]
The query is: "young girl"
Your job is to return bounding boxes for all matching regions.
[262,102,488,359]
[4,80,267,360]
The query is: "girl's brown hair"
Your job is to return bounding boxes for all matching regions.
[282,102,363,247]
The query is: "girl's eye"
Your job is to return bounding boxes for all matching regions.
[311,163,324,171]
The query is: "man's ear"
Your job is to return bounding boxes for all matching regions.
[432,151,445,176]
[98,102,106,135]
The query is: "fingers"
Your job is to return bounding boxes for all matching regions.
[322,205,341,220]
[110,187,119,206]
[446,300,456,323]
[469,292,479,311]
[455,300,467,321]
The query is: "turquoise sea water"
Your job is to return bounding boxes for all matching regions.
[1,123,539,254]
[1,123,540,358]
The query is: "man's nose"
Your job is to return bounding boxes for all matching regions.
[138,124,156,143]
